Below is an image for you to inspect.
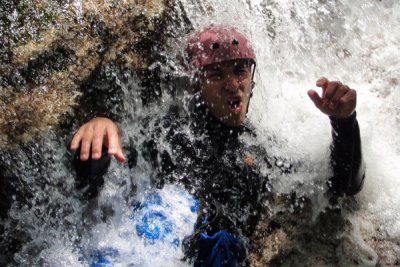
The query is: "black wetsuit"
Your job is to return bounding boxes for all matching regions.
[73,100,365,259]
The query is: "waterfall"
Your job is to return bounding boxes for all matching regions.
[0,0,399,266]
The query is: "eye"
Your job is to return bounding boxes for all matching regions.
[209,72,222,80]
[234,66,249,76]
[204,70,223,81]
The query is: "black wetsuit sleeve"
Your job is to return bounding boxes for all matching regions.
[73,145,111,198]
[329,111,365,196]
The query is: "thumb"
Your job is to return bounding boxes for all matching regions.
[307,89,323,108]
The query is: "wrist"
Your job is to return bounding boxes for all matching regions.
[329,111,356,123]
[329,111,357,134]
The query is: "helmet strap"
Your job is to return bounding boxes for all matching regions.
[246,62,256,114]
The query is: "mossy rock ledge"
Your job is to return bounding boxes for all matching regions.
[0,0,191,150]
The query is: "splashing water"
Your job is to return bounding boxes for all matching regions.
[1,0,399,266]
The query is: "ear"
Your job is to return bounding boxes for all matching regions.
[250,81,255,98]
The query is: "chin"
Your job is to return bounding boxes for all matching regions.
[222,116,246,127]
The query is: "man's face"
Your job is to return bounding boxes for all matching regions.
[199,59,253,127]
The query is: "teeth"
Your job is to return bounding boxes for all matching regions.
[229,100,240,108]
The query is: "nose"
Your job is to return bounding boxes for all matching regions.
[223,75,240,94]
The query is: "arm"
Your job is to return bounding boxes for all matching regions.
[329,112,365,195]
[308,77,365,196]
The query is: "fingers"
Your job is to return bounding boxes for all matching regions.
[80,125,94,161]
[115,147,126,163]
[91,124,106,160]
[338,88,357,113]
[316,77,350,108]
[340,88,357,104]
[70,117,125,163]
[323,81,343,107]
[329,84,351,108]
[312,77,357,118]
[106,128,126,163]
[316,77,328,89]
[70,127,85,151]
[106,129,119,155]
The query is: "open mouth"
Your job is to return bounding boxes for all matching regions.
[228,99,242,113]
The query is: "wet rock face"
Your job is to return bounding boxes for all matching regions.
[0,86,79,147]
[0,0,191,149]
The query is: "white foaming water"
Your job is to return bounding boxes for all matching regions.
[78,185,197,267]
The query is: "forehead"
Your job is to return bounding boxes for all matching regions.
[202,59,252,71]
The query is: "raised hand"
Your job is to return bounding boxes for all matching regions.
[308,77,357,119]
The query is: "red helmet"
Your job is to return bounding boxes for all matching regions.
[185,26,256,70]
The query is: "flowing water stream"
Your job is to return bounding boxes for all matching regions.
[1,0,399,266]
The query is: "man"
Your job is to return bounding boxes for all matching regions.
[70,26,365,266]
